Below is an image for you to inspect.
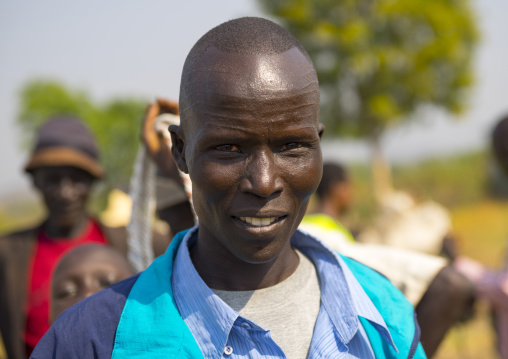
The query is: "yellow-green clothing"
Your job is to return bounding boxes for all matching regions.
[301,214,355,242]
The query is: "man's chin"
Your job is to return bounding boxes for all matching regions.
[228,238,293,265]
[50,214,86,229]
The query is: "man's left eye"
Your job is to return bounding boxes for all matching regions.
[281,142,303,151]
[215,144,241,152]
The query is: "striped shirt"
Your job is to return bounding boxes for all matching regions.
[172,227,398,358]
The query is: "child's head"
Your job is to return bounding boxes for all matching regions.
[50,244,134,323]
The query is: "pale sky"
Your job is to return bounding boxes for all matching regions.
[1,0,507,199]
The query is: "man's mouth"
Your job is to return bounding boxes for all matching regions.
[237,216,286,227]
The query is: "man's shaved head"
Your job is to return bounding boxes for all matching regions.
[179,17,317,117]
[184,17,311,61]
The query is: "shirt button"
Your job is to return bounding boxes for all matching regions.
[224,346,233,355]
[241,322,251,329]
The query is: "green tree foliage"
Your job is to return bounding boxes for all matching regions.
[258,0,479,139]
[17,80,146,195]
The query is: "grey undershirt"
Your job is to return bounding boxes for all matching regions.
[213,250,321,359]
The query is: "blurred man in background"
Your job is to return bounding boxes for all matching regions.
[0,117,167,358]
[141,98,195,236]
[302,162,355,241]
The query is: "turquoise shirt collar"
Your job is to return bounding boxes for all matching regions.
[112,228,203,358]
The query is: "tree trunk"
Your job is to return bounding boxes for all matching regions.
[370,135,393,205]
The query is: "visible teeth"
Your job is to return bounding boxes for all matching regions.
[240,217,278,227]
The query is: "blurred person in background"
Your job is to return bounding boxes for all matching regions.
[302,163,355,240]
[0,117,168,358]
[50,244,134,323]
[94,99,194,243]
[454,114,508,359]
[301,162,475,357]
[141,98,195,236]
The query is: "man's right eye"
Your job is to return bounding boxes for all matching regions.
[215,144,240,152]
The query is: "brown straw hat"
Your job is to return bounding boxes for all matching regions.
[24,116,104,178]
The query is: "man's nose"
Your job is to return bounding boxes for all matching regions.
[240,150,283,197]
[56,177,78,199]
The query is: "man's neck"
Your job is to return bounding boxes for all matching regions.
[190,239,300,291]
[44,215,89,239]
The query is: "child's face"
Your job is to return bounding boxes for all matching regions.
[51,248,133,323]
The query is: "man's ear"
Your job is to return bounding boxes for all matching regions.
[169,125,189,174]
[318,123,325,139]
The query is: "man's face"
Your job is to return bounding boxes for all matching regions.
[177,47,323,264]
[32,166,94,229]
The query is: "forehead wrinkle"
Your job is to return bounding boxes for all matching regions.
[187,74,318,100]
[191,88,319,113]
[193,84,318,101]
[196,101,318,116]
[201,121,319,135]
[189,68,318,83]
[188,67,318,85]
[188,99,320,137]
[180,89,318,123]
[192,103,319,134]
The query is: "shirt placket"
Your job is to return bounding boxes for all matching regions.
[221,318,286,358]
